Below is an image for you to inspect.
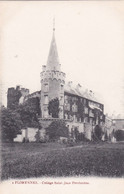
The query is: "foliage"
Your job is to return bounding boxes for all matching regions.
[104,131,109,141]
[26,97,41,116]
[93,125,103,141]
[35,130,41,142]
[48,98,59,118]
[1,99,40,142]
[35,129,46,143]
[115,130,124,141]
[16,102,40,128]
[1,107,23,142]
[78,101,84,120]
[74,130,86,142]
[46,120,69,140]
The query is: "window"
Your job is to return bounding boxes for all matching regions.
[80,98,83,103]
[89,110,94,117]
[72,97,77,103]
[64,95,68,100]
[64,113,68,120]
[60,96,64,105]
[44,95,48,104]
[84,99,86,105]
[90,118,93,124]
[72,103,78,112]
[84,117,88,123]
[64,95,68,103]
[64,103,70,111]
[84,107,88,114]
[60,85,64,92]
[79,118,81,122]
[73,115,76,121]
[44,107,48,118]
[44,83,49,92]
[59,107,63,119]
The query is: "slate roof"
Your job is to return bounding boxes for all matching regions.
[46,30,60,71]
[64,81,103,104]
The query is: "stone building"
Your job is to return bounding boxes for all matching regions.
[112,119,124,131]
[39,25,105,140]
[9,24,105,142]
[7,86,29,109]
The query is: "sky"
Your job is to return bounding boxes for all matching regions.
[1,1,124,117]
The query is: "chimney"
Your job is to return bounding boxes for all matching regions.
[16,85,20,91]
[76,83,82,90]
[68,81,72,87]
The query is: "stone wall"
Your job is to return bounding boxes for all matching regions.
[7,86,29,109]
[14,128,38,142]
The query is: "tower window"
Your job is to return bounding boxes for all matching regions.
[44,83,49,92]
[60,85,64,92]
[60,96,63,105]
[44,95,48,104]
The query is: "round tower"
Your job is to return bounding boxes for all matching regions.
[40,24,66,119]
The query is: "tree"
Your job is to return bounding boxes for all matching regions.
[1,107,23,142]
[115,130,124,141]
[46,120,69,141]
[104,131,109,141]
[16,102,40,128]
[93,125,103,141]
[48,98,59,118]
[1,98,41,142]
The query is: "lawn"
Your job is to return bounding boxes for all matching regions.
[1,142,124,180]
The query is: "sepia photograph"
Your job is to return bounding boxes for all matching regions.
[0,1,124,193]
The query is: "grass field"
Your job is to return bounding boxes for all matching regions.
[1,142,124,180]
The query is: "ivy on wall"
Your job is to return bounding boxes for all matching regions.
[48,98,59,118]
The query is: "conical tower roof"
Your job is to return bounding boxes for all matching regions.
[46,28,60,71]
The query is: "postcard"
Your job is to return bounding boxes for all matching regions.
[0,1,124,194]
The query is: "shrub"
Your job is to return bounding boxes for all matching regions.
[93,125,103,141]
[46,120,69,140]
[1,107,23,142]
[115,130,124,141]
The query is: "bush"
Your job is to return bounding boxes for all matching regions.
[1,107,23,142]
[93,125,103,141]
[46,120,69,140]
[115,130,124,141]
